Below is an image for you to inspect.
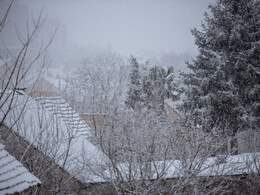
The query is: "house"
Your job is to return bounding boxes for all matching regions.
[0,60,60,98]
[0,124,91,194]
[72,101,107,131]
[0,91,107,193]
[26,77,60,97]
[0,143,41,194]
[81,113,106,130]
[1,83,259,194]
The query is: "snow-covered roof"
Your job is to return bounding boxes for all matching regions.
[34,96,92,137]
[0,93,107,184]
[0,143,41,194]
[24,69,66,95]
[98,153,260,183]
[2,93,258,185]
[164,153,260,178]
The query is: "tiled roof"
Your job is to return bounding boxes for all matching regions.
[35,96,92,137]
[0,143,41,194]
[0,93,107,184]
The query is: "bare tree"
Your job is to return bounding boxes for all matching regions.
[62,51,260,194]
[81,104,260,195]
[64,52,127,115]
[0,1,84,194]
[0,0,54,127]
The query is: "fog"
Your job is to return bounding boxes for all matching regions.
[1,0,214,71]
[24,0,213,54]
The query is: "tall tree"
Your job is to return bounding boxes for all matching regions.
[142,66,179,113]
[125,56,143,110]
[65,53,126,114]
[182,0,260,136]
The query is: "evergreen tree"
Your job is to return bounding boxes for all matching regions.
[182,0,260,136]
[142,66,180,113]
[125,56,143,110]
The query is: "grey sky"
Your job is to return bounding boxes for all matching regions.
[21,0,214,56]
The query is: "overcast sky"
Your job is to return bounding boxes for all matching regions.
[20,0,214,56]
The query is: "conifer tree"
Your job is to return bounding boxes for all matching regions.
[142,66,179,113]
[182,0,260,136]
[125,56,143,110]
